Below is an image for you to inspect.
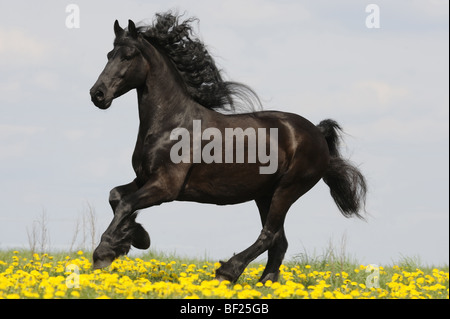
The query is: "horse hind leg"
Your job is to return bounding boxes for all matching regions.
[215,227,277,283]
[215,179,315,283]
[256,197,288,283]
[215,195,291,283]
[259,228,288,283]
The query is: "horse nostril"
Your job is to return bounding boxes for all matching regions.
[95,90,105,101]
[90,85,111,108]
[91,88,106,104]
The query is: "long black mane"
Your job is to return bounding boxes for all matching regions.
[137,12,261,112]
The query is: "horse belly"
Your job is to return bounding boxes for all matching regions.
[178,163,275,205]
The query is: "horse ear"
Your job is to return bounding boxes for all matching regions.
[114,20,124,37]
[128,19,138,38]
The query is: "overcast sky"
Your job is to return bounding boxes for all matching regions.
[0,0,448,266]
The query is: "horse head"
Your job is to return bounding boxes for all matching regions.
[90,20,148,109]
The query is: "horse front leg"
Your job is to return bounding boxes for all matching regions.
[109,181,138,212]
[109,181,150,250]
[93,178,178,269]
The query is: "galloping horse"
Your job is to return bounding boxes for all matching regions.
[90,12,367,283]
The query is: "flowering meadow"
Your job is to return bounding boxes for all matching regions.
[0,250,448,299]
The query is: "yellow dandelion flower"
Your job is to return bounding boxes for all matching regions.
[233,284,243,291]
[71,291,80,298]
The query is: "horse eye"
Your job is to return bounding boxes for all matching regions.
[107,51,114,60]
[123,47,136,60]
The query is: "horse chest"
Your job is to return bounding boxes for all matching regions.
[131,133,171,180]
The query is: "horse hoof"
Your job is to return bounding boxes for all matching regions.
[132,223,150,250]
[215,262,238,283]
[259,271,280,284]
[215,275,231,283]
[93,242,115,269]
[93,258,113,270]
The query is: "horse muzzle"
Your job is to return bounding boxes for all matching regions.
[90,85,112,109]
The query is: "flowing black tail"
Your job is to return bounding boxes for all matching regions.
[317,119,367,219]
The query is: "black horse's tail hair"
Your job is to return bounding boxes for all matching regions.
[317,119,367,219]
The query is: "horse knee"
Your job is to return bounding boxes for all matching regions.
[109,188,122,210]
[115,200,133,217]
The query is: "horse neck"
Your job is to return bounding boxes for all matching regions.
[136,42,206,133]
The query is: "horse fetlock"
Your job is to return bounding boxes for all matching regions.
[215,260,244,283]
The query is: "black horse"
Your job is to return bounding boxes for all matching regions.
[90,12,367,283]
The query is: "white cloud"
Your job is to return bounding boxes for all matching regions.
[411,0,449,19]
[32,71,60,91]
[350,113,448,145]
[63,129,86,142]
[207,0,312,25]
[0,80,21,98]
[0,124,45,138]
[354,81,409,107]
[0,125,46,160]
[0,28,49,65]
